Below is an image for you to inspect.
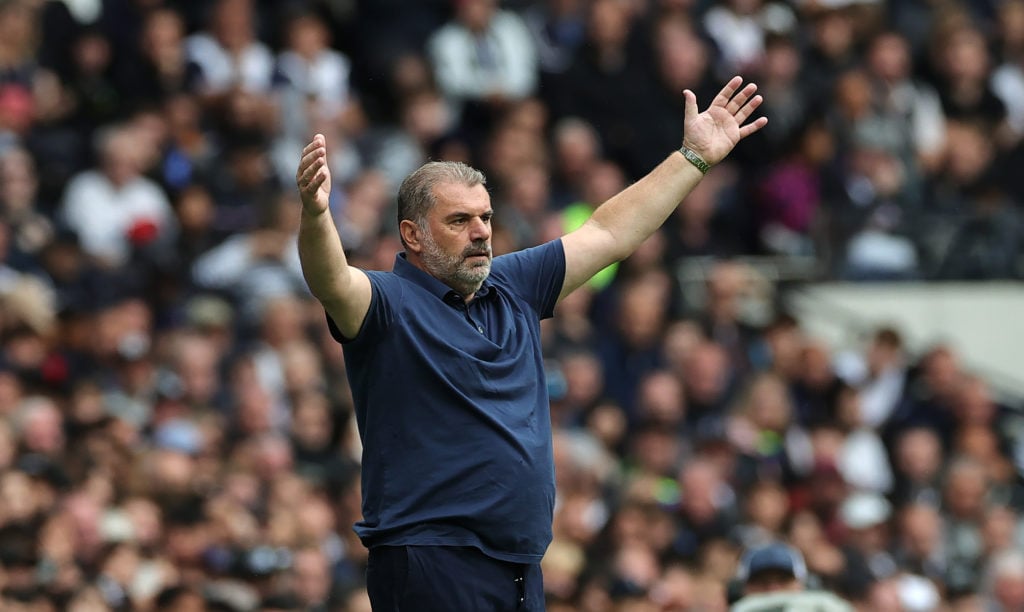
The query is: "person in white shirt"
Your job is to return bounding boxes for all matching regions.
[427,0,538,114]
[272,9,362,189]
[191,191,306,323]
[59,125,177,268]
[185,0,275,98]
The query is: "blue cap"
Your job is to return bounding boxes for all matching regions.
[737,543,807,584]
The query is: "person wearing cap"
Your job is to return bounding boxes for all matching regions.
[737,542,808,596]
[731,542,854,612]
[296,78,767,610]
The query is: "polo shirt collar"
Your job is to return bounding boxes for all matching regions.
[393,253,493,303]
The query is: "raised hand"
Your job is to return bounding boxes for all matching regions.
[682,76,768,166]
[296,134,332,216]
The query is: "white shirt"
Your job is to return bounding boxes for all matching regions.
[428,11,538,103]
[858,366,907,428]
[838,428,894,493]
[60,171,176,265]
[191,233,306,321]
[186,33,275,94]
[703,3,796,76]
[271,48,361,186]
[276,49,352,117]
[992,62,1024,136]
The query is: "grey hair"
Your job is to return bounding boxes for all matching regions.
[396,161,486,245]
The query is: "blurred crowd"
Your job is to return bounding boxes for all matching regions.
[1,0,1024,610]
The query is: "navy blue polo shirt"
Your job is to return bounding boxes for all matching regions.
[328,239,566,563]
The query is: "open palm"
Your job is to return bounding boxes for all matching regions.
[682,76,768,166]
[296,134,332,216]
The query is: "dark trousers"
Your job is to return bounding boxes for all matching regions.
[366,545,545,611]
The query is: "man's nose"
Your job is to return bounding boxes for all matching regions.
[469,216,491,240]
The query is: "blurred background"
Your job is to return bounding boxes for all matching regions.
[0,0,1023,610]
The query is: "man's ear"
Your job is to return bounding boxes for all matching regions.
[399,219,422,253]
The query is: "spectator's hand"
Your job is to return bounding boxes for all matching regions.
[296,134,332,216]
[681,76,767,165]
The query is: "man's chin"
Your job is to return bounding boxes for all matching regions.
[457,265,491,288]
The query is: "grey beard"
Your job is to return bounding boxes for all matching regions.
[420,231,492,296]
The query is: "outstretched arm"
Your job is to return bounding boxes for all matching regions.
[558,76,767,300]
[296,134,372,338]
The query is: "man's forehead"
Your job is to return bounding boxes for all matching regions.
[431,182,491,213]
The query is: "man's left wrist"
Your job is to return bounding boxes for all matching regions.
[678,145,711,175]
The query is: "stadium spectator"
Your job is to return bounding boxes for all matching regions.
[735,541,807,595]
[185,0,274,99]
[272,8,362,190]
[427,0,538,141]
[58,123,176,269]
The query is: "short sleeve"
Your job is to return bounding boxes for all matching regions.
[325,271,401,345]
[488,239,566,319]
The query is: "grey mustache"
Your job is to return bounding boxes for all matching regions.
[465,244,492,257]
